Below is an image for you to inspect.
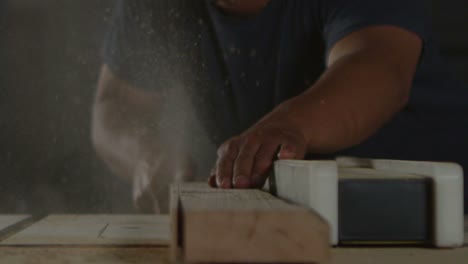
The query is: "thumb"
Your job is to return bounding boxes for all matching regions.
[277,143,299,160]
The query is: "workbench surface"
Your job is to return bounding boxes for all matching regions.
[0,215,466,264]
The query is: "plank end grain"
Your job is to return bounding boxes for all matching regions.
[170,183,330,263]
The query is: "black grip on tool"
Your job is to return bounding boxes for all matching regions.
[338,178,433,244]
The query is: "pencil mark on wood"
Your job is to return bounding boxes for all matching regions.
[97,223,109,238]
[0,215,170,246]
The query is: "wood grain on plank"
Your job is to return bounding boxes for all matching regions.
[171,183,330,263]
[0,214,170,246]
[0,247,170,264]
[0,215,30,232]
[0,216,464,264]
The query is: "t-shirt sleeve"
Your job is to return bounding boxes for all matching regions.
[319,0,430,55]
[102,0,164,89]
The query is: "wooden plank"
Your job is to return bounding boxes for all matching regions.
[0,247,170,264]
[0,215,30,232]
[0,215,170,246]
[171,183,330,263]
[0,243,467,264]
[0,245,468,264]
[0,216,464,264]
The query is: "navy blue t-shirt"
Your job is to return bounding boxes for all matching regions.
[103,0,468,202]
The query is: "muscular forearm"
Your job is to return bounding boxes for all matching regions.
[211,26,421,189]
[282,49,412,153]
[277,26,422,154]
[92,65,194,212]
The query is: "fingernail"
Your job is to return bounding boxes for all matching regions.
[234,175,250,188]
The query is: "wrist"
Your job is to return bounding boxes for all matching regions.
[277,94,344,154]
[275,96,313,151]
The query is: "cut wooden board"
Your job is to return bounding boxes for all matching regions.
[0,247,170,264]
[0,245,467,264]
[0,216,464,264]
[0,214,170,246]
[170,183,330,263]
[0,215,30,232]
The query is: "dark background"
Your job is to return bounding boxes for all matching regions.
[0,0,133,213]
[0,0,467,213]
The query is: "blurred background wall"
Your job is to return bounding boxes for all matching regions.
[0,0,466,213]
[433,0,468,84]
[0,0,134,213]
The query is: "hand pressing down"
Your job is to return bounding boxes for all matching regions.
[209,105,308,189]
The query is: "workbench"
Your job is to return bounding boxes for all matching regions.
[0,215,466,263]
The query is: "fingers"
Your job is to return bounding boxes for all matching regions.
[233,135,261,188]
[212,131,306,189]
[277,142,303,160]
[250,142,280,186]
[215,137,241,189]
[278,133,307,160]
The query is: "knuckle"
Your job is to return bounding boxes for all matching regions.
[218,151,236,166]
[219,137,240,155]
[216,159,233,177]
[234,163,254,179]
[244,133,259,145]
[235,153,252,167]
[283,142,298,152]
[233,157,250,173]
[233,166,246,178]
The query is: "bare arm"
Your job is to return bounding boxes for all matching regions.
[92,65,161,180]
[92,65,192,212]
[286,25,420,152]
[211,25,422,188]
